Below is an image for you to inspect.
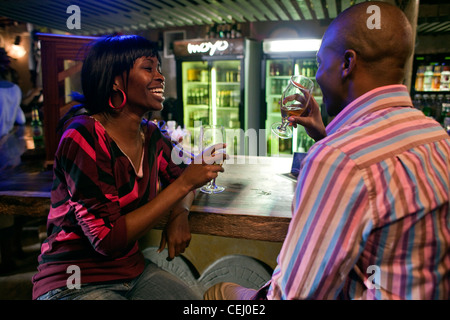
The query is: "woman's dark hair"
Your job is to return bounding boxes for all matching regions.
[81,35,160,114]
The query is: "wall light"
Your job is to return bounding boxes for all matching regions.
[263,39,322,53]
[9,35,26,59]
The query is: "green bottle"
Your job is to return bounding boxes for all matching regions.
[31,107,44,149]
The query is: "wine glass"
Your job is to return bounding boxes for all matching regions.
[199,125,226,194]
[271,75,314,139]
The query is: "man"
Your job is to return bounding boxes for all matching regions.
[0,48,25,273]
[205,1,449,300]
[0,48,25,138]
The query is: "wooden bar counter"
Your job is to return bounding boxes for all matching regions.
[0,154,295,242]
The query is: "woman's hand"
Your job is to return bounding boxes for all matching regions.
[158,210,191,260]
[125,144,228,245]
[287,92,327,142]
[179,143,228,191]
[158,191,194,260]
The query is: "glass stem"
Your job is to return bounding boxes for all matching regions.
[279,119,289,131]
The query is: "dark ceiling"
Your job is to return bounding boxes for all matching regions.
[0,0,448,35]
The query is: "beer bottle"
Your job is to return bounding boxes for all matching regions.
[423,66,433,91]
[432,65,441,91]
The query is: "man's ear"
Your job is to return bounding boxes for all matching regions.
[342,49,357,78]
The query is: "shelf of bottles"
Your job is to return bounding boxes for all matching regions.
[205,21,243,40]
[265,58,322,156]
[412,56,450,132]
[213,60,241,132]
[182,61,240,128]
[182,61,209,129]
[182,60,242,154]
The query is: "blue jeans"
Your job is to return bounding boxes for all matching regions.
[37,260,201,300]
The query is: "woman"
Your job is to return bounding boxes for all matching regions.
[32,35,226,300]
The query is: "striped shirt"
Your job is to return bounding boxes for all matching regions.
[267,85,450,300]
[32,115,185,299]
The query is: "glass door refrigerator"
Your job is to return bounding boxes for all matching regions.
[173,38,261,156]
[261,39,324,156]
[410,53,450,127]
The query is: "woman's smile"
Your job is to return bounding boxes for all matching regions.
[148,86,165,102]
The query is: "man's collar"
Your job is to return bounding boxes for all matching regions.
[326,85,413,135]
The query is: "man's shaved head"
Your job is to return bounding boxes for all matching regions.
[315,2,414,116]
[324,1,413,81]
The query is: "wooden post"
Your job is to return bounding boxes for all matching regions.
[37,33,98,167]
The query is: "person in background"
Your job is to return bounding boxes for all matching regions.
[205,1,449,300]
[0,47,25,138]
[0,48,26,274]
[32,35,227,300]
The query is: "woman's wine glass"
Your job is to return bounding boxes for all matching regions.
[271,74,315,139]
[199,125,226,194]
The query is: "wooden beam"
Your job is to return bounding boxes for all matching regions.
[222,0,262,22]
[264,0,291,21]
[248,0,280,21]
[311,0,326,19]
[296,0,313,20]
[340,0,352,12]
[431,22,450,33]
[178,0,227,24]
[280,0,302,20]
[204,0,246,23]
[325,0,338,18]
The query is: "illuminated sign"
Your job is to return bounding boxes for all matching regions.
[173,38,244,57]
[187,40,229,56]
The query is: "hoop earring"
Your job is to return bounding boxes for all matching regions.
[109,88,127,109]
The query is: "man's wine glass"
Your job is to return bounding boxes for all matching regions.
[199,125,226,194]
[271,74,315,139]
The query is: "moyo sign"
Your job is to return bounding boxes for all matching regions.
[187,40,229,56]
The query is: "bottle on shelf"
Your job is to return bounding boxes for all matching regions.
[204,88,209,105]
[287,63,293,76]
[441,102,450,133]
[440,66,450,91]
[270,79,277,94]
[415,66,425,91]
[230,22,237,39]
[31,106,44,149]
[236,24,242,38]
[209,24,216,39]
[237,65,241,82]
[423,66,434,91]
[422,94,432,117]
[218,24,224,38]
[432,65,441,91]
[436,94,445,123]
[224,24,231,39]
[269,62,275,76]
[275,63,280,76]
[430,94,437,119]
[413,94,422,110]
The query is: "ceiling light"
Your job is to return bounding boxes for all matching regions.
[263,39,322,53]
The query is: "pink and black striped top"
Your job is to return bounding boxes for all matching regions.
[267,85,450,300]
[32,115,185,299]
